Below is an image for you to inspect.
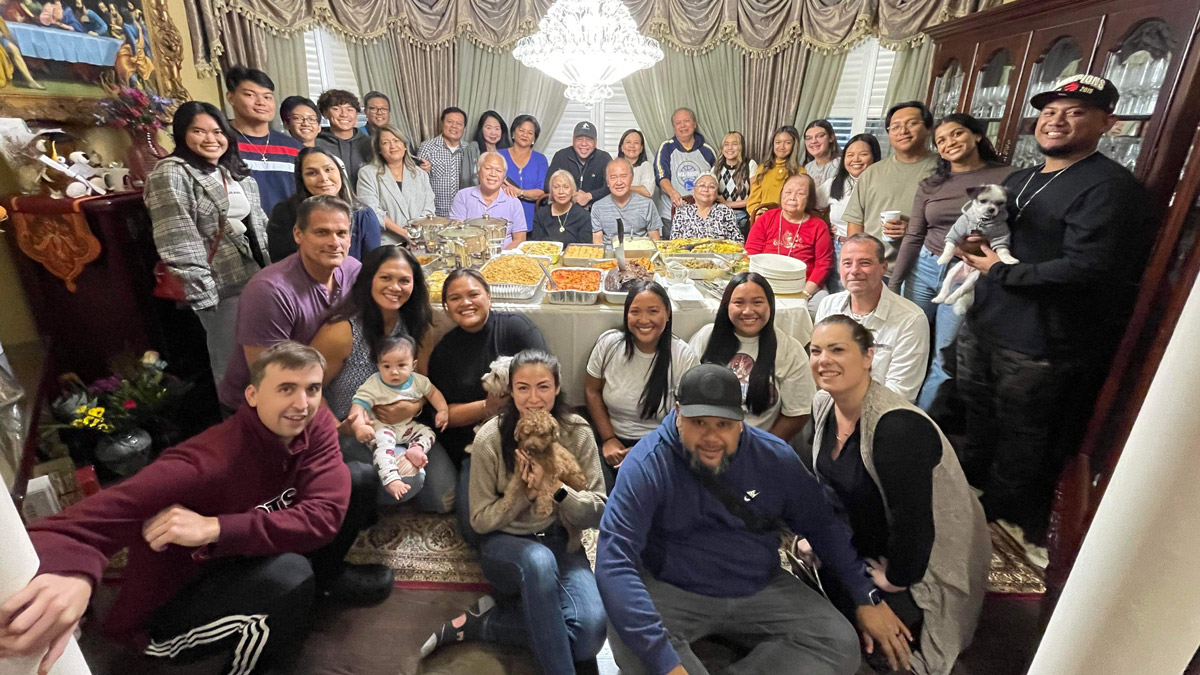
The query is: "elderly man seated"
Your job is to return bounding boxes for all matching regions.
[596,364,914,675]
[450,150,528,248]
[591,158,660,246]
[815,233,930,402]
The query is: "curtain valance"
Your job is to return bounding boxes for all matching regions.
[187,0,999,74]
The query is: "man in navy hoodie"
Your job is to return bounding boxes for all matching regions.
[597,364,913,675]
[3,343,391,674]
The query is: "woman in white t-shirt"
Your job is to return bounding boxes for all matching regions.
[815,133,881,292]
[688,273,814,441]
[585,281,698,491]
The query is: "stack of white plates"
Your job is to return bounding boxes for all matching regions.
[749,254,807,294]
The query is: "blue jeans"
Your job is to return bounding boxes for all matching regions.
[479,528,607,674]
[903,248,965,411]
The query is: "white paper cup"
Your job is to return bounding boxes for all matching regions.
[881,210,903,241]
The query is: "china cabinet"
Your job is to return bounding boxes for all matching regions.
[926,0,1200,607]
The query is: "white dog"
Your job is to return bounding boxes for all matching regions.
[932,184,1019,315]
[471,355,513,435]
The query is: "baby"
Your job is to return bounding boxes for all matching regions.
[349,335,449,499]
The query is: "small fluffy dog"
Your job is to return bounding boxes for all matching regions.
[514,410,588,549]
[480,355,513,398]
[932,184,1020,315]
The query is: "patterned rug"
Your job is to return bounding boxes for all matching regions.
[344,511,1046,596]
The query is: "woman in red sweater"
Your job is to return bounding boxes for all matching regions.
[745,174,833,297]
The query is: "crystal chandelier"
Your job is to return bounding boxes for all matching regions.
[513,0,663,107]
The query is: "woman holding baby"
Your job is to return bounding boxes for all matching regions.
[311,245,458,512]
[426,268,548,546]
[421,349,608,674]
[888,113,1014,411]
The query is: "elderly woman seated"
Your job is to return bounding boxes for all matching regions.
[670,173,743,242]
[530,169,592,244]
[450,151,528,248]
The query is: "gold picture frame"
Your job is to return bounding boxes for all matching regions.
[0,0,189,122]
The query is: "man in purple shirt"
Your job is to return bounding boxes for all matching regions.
[449,151,528,248]
[219,195,362,411]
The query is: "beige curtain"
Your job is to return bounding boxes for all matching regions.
[742,41,808,161]
[345,38,413,142]
[621,43,743,152]
[794,49,848,131]
[345,35,454,144]
[262,31,308,103]
[456,39,569,154]
[186,0,988,75]
[883,38,936,113]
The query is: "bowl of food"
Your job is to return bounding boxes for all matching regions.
[545,267,602,305]
[677,255,731,280]
[602,263,656,303]
[517,240,564,264]
[562,244,610,267]
[480,254,544,300]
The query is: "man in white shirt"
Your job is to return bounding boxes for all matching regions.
[815,234,929,401]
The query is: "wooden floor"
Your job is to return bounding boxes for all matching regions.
[79,584,1044,674]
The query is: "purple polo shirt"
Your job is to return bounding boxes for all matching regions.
[449,186,528,246]
[218,253,362,410]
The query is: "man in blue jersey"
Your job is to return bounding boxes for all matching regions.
[225,66,301,215]
[597,365,913,675]
[654,108,716,235]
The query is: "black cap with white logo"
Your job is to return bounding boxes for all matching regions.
[1030,74,1120,114]
[573,121,597,140]
[677,364,744,421]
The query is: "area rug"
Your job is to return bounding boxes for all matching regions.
[985,522,1046,597]
[345,511,1046,597]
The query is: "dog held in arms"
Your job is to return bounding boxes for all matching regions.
[932,184,1020,315]
[514,410,589,550]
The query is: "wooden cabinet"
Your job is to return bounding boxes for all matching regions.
[927,0,1200,606]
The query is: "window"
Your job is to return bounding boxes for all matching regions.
[303,28,365,125]
[827,37,896,155]
[546,80,639,155]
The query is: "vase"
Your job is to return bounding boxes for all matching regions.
[126,128,166,188]
[95,428,153,476]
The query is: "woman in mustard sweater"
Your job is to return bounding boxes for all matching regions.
[747,124,806,225]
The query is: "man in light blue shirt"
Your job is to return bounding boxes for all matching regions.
[450,151,528,247]
[591,158,659,246]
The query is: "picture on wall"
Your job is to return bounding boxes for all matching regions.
[0,0,187,122]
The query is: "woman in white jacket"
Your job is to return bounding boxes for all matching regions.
[357,124,436,244]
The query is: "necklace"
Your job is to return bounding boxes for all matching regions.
[776,214,801,258]
[237,130,268,163]
[1015,150,1095,217]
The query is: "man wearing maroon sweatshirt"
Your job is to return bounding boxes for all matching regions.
[1,343,392,674]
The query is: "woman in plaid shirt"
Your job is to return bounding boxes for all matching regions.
[146,101,270,387]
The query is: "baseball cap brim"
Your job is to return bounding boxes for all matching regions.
[1030,90,1111,112]
[678,403,744,421]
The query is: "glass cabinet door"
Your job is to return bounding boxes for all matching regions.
[932,59,965,119]
[1098,19,1175,174]
[1013,38,1086,169]
[970,49,1015,148]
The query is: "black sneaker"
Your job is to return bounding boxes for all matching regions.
[318,563,394,606]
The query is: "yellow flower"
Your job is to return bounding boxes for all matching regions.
[75,405,88,414]
[87,407,105,418]
[71,419,85,428]
[100,424,113,432]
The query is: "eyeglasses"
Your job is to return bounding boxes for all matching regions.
[887,120,926,133]
[367,106,390,114]
[291,116,318,125]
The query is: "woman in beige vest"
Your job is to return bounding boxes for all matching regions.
[807,314,990,675]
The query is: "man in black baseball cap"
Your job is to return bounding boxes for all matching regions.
[545,120,612,208]
[955,70,1155,547]
[596,362,913,675]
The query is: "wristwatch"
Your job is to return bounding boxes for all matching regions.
[553,486,568,503]
[867,588,884,606]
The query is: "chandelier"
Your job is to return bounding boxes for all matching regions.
[513,0,663,107]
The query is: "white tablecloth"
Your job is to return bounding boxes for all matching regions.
[430,293,813,406]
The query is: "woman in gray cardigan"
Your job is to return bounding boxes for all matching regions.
[356,124,436,245]
[145,101,269,387]
[806,314,990,675]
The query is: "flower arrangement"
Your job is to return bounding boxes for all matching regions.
[96,86,172,132]
[48,351,191,437]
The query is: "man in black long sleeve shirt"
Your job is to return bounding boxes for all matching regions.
[545,121,611,208]
[955,75,1156,544]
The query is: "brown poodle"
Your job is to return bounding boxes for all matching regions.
[514,410,588,520]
